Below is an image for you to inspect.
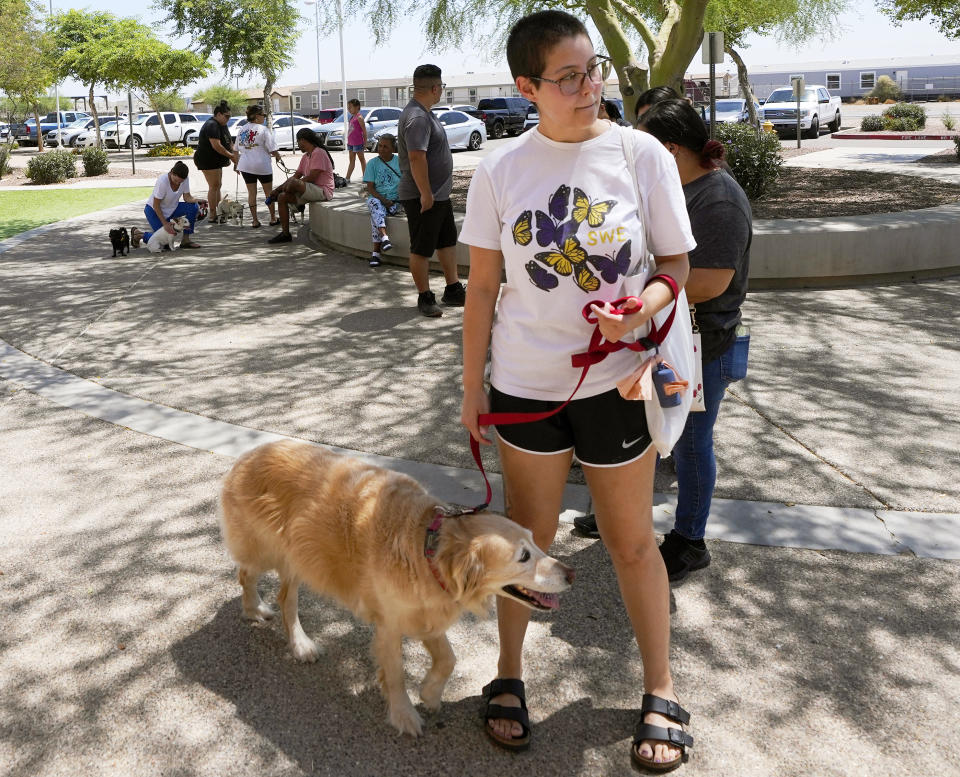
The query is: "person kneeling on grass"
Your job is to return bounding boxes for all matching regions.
[363,133,402,267]
[267,128,335,245]
[131,160,201,250]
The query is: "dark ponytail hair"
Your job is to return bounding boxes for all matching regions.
[296,127,335,168]
[637,98,725,169]
[213,100,230,117]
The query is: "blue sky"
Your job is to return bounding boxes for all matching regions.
[51,0,960,96]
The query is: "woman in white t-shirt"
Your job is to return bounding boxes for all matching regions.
[236,105,283,228]
[459,11,696,771]
[132,160,202,249]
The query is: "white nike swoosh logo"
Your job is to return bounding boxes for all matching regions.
[622,436,644,449]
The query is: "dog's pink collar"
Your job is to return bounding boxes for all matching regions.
[424,510,449,592]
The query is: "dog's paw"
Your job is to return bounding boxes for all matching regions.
[289,635,320,663]
[388,703,424,737]
[419,678,445,711]
[241,603,275,622]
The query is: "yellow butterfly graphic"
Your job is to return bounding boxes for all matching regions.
[535,236,587,276]
[512,210,533,246]
[572,187,616,228]
[574,265,601,293]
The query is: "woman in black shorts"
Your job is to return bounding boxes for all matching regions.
[459,11,697,771]
[193,101,239,223]
[236,104,283,227]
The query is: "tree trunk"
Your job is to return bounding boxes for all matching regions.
[263,75,274,122]
[89,83,102,148]
[584,0,648,117]
[726,45,759,128]
[153,100,171,145]
[648,0,710,96]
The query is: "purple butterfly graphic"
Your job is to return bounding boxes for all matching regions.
[535,211,578,247]
[587,239,632,283]
[548,184,571,220]
[525,260,559,291]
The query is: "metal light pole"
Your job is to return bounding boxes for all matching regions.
[49,0,61,147]
[337,0,346,118]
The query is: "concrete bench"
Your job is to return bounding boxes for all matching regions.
[309,192,960,288]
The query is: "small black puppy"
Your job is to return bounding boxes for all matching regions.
[109,227,130,257]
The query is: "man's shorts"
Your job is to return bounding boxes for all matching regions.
[401,198,458,258]
[240,171,273,185]
[293,181,332,205]
[490,386,653,467]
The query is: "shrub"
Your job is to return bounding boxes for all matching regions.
[882,116,920,132]
[882,102,926,129]
[81,147,109,176]
[146,143,192,157]
[25,149,76,184]
[715,122,783,200]
[860,115,884,131]
[941,112,956,131]
[868,75,903,102]
[0,141,14,178]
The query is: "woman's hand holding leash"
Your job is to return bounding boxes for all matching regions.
[461,387,492,446]
[589,297,646,343]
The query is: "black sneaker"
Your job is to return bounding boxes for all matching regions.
[268,232,292,244]
[417,290,442,317]
[369,255,381,267]
[441,281,466,306]
[572,513,599,538]
[659,530,711,582]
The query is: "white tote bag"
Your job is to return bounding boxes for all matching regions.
[619,126,695,456]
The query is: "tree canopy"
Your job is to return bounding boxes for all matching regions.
[0,0,57,146]
[877,0,960,38]
[157,0,300,114]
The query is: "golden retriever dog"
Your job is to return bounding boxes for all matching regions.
[220,440,575,736]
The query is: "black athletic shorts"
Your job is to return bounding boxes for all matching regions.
[490,386,653,467]
[240,170,273,185]
[401,198,458,257]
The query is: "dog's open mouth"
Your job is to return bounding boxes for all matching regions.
[501,584,560,611]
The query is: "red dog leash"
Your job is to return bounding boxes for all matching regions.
[468,274,680,509]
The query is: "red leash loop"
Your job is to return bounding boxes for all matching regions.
[469,274,680,510]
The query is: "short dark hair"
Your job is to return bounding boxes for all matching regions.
[348,98,361,108]
[377,132,397,151]
[603,99,622,121]
[213,100,230,117]
[507,10,590,80]
[413,64,442,87]
[634,86,679,119]
[637,98,725,168]
[171,161,189,178]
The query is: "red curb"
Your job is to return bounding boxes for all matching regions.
[833,132,959,140]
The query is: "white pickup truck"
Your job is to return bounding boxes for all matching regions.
[759,85,842,138]
[101,112,209,149]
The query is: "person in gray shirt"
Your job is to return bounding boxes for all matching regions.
[397,64,466,317]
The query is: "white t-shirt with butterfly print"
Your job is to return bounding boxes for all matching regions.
[459,123,695,402]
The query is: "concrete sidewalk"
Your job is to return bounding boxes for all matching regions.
[784,142,960,183]
[0,199,958,777]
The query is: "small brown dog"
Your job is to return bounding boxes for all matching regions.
[220,440,575,736]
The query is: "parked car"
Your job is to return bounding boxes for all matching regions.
[14,110,91,145]
[522,104,539,133]
[45,116,118,147]
[476,96,531,139]
[101,112,195,149]
[759,84,842,138]
[311,105,402,151]
[315,108,342,124]
[73,122,115,149]
[1,123,11,141]
[271,114,327,150]
[372,109,486,152]
[180,112,212,145]
[451,104,481,117]
[702,99,761,128]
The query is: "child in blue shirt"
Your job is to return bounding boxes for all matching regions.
[362,134,402,267]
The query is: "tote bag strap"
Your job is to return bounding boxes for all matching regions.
[618,125,651,265]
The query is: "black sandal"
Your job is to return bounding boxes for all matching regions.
[631,694,693,773]
[481,679,531,751]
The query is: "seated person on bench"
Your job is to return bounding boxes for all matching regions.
[267,128,335,244]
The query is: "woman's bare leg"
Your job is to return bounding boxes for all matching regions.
[201,168,223,222]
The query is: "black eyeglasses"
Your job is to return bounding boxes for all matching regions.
[527,56,612,96]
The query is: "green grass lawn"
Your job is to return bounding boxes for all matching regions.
[0,187,154,240]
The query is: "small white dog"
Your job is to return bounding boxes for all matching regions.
[217,195,244,225]
[146,216,191,253]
